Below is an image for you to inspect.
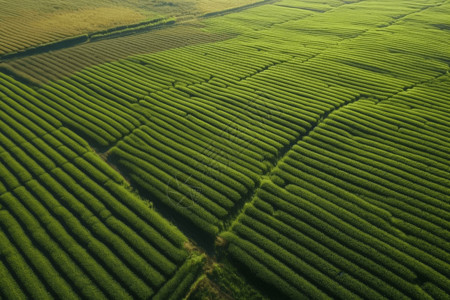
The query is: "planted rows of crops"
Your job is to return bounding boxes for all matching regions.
[222,78,450,298]
[1,0,450,298]
[4,46,351,235]
[2,0,448,238]
[105,56,346,234]
[0,24,228,85]
[0,73,204,299]
[219,1,450,299]
[0,0,240,58]
[0,19,67,56]
[274,0,346,11]
[0,72,143,148]
[104,28,375,234]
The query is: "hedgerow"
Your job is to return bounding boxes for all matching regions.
[147,115,265,174]
[195,83,297,138]
[100,183,188,263]
[390,219,450,269]
[150,103,266,162]
[187,113,274,160]
[239,79,330,115]
[18,183,118,297]
[10,187,111,299]
[311,126,450,193]
[81,152,124,184]
[178,85,291,145]
[1,152,33,184]
[61,163,182,271]
[330,113,450,166]
[288,146,450,230]
[67,76,138,108]
[284,154,450,240]
[70,157,110,185]
[0,121,28,147]
[0,92,57,133]
[30,138,68,166]
[37,171,155,298]
[0,75,62,128]
[279,158,395,230]
[39,87,121,139]
[103,179,187,248]
[422,282,449,300]
[0,109,39,141]
[80,69,144,99]
[0,180,7,195]
[0,145,45,178]
[88,65,156,93]
[55,80,140,129]
[72,73,138,103]
[108,61,169,88]
[105,217,177,275]
[98,63,168,92]
[115,60,175,85]
[48,167,177,287]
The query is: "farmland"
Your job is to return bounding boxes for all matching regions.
[0,0,261,57]
[0,0,449,299]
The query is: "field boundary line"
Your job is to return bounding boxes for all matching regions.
[220,92,363,231]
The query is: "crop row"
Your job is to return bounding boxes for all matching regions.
[223,86,450,298]
[8,0,434,154]
[0,165,189,299]
[0,21,66,56]
[1,24,227,84]
[87,0,450,239]
[223,177,449,299]
[0,121,187,259]
[107,62,356,234]
[5,37,309,149]
[385,75,450,125]
[0,87,192,298]
[0,75,124,147]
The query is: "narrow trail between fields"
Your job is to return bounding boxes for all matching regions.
[79,0,450,249]
[376,69,450,105]
[0,0,278,63]
[217,0,450,231]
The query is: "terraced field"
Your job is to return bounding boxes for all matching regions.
[1,0,449,299]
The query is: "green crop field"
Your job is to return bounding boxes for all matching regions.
[0,0,449,299]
